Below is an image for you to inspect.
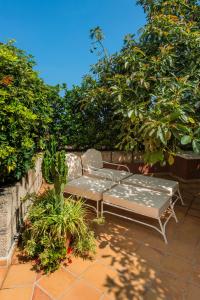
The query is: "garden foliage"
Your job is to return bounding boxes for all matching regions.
[22,190,96,273]
[23,149,95,273]
[2,0,200,185]
[59,0,200,164]
[0,41,60,184]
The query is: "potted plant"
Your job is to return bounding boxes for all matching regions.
[22,149,96,273]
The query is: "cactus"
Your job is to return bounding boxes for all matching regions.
[52,151,67,199]
[42,136,58,183]
[42,137,67,205]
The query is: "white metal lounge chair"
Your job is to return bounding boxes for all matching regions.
[64,153,116,217]
[122,174,185,205]
[81,149,131,182]
[102,184,179,243]
[81,149,184,206]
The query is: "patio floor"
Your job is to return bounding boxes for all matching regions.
[0,178,200,300]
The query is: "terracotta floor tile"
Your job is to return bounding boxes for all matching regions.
[2,263,36,288]
[11,249,22,265]
[144,218,182,249]
[36,270,44,281]
[95,243,127,270]
[160,254,192,280]
[174,227,200,246]
[108,235,140,255]
[0,268,7,288]
[32,285,52,300]
[0,179,198,300]
[186,283,200,300]
[175,206,188,221]
[102,268,150,300]
[188,208,200,218]
[191,197,200,210]
[101,296,112,300]
[112,255,159,299]
[82,259,155,300]
[144,233,170,252]
[136,244,164,267]
[11,249,30,265]
[184,215,200,225]
[38,267,76,298]
[81,262,117,292]
[99,245,147,276]
[95,216,130,237]
[0,286,33,300]
[144,271,187,300]
[63,256,95,276]
[191,266,200,287]
[60,279,102,300]
[0,260,7,267]
[167,238,196,261]
[180,217,200,239]
[193,244,200,265]
[96,230,139,256]
[124,223,150,242]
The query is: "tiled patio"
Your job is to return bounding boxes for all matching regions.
[0,179,200,300]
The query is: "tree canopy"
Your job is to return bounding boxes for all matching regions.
[0,41,59,183]
[64,0,200,164]
[1,0,200,184]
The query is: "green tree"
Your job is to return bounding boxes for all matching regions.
[79,0,200,164]
[51,75,120,150]
[0,41,58,183]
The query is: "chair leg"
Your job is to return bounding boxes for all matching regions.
[101,201,104,218]
[158,218,168,244]
[177,188,185,206]
[96,201,99,218]
[170,204,178,223]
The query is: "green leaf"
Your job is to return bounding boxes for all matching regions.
[194,127,200,137]
[188,117,195,124]
[192,140,200,154]
[157,126,166,145]
[144,151,164,164]
[168,155,174,165]
[128,110,133,118]
[125,61,129,69]
[181,135,192,145]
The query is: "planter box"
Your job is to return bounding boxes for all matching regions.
[0,156,43,265]
[170,152,200,180]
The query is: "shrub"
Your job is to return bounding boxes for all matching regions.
[0,41,60,184]
[22,190,96,273]
[49,76,120,150]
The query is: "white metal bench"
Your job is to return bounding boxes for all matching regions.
[64,153,116,217]
[102,184,179,243]
[81,149,131,182]
[122,174,184,205]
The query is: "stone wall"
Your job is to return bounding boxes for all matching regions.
[0,156,43,262]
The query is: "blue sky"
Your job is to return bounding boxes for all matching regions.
[0,0,146,88]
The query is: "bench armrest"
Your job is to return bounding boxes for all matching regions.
[102,161,130,173]
[82,166,114,182]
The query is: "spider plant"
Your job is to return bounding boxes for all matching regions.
[22,189,96,273]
